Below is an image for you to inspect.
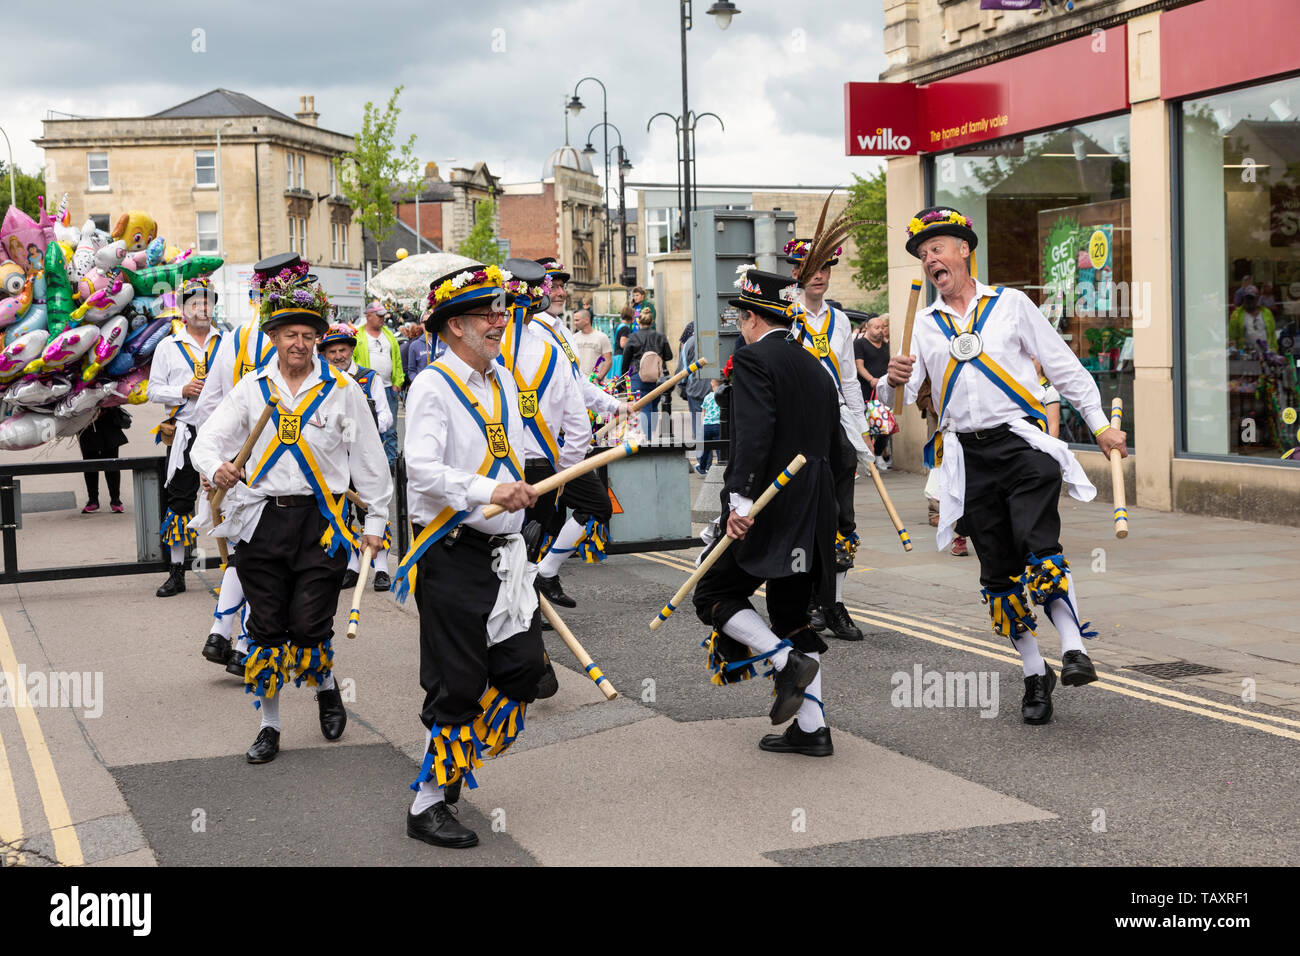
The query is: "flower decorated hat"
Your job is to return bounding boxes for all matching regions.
[534,257,570,285]
[728,268,801,326]
[181,275,219,305]
[259,269,332,335]
[904,206,978,259]
[319,322,359,349]
[785,237,840,268]
[426,263,508,332]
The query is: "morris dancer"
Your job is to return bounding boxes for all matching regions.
[526,257,632,606]
[786,237,871,642]
[879,207,1128,724]
[192,273,391,763]
[396,264,546,849]
[147,282,221,598]
[318,321,395,592]
[693,269,845,756]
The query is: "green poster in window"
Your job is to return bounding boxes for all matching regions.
[1042,215,1081,302]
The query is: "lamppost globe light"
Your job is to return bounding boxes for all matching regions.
[706,1,740,29]
[621,156,633,172]
[566,95,585,117]
[582,142,597,156]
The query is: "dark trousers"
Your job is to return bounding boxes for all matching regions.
[162,424,201,515]
[237,504,346,649]
[524,457,612,538]
[959,427,1063,590]
[77,428,123,504]
[413,524,546,729]
[693,543,827,653]
[833,423,856,536]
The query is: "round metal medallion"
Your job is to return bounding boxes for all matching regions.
[950,330,982,362]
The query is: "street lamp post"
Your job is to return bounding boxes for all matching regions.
[568,77,613,284]
[648,110,724,246]
[217,120,233,260]
[672,0,739,250]
[583,121,632,286]
[0,125,15,210]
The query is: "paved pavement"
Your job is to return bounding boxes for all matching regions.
[2,400,1299,866]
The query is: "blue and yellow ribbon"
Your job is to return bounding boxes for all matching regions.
[792,307,845,395]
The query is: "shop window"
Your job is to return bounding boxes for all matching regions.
[1180,74,1300,462]
[933,114,1133,447]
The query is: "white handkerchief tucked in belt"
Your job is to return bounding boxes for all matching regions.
[487,534,539,648]
[1008,419,1096,503]
[165,424,191,484]
[839,404,875,467]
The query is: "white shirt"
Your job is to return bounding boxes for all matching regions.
[366,330,394,386]
[146,326,221,426]
[573,327,612,377]
[404,348,527,536]
[347,361,394,433]
[191,356,392,543]
[193,318,274,423]
[793,299,868,429]
[532,311,621,417]
[507,321,592,470]
[877,279,1109,436]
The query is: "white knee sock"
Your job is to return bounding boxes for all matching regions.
[259,694,281,731]
[835,571,845,603]
[169,543,185,564]
[347,548,360,573]
[372,549,389,575]
[721,608,790,670]
[795,652,825,731]
[410,779,445,814]
[1047,573,1086,655]
[233,633,250,655]
[210,566,245,639]
[1012,629,1047,677]
[537,516,584,577]
[317,673,336,692]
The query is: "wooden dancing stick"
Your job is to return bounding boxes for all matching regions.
[209,401,275,516]
[481,439,639,519]
[867,460,912,552]
[538,594,618,700]
[345,489,368,510]
[892,279,924,415]
[649,454,807,631]
[595,357,710,439]
[346,547,376,639]
[1109,397,1128,539]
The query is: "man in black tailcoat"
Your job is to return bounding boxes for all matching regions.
[692,269,846,757]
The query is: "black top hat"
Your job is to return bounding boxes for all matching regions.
[503,258,551,315]
[785,238,839,268]
[180,275,219,305]
[905,206,978,258]
[425,263,507,334]
[728,269,801,326]
[534,257,571,285]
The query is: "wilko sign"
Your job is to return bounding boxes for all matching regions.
[843,82,920,157]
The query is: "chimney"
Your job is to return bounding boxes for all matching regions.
[295,94,319,127]
[425,161,442,182]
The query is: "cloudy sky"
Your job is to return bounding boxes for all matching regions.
[0,0,886,193]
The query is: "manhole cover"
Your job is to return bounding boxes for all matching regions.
[1124,661,1226,680]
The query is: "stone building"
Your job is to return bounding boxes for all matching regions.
[395,161,500,254]
[35,89,364,321]
[867,0,1300,523]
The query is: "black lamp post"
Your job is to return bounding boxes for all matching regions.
[583,120,633,287]
[567,77,614,284]
[648,110,724,249]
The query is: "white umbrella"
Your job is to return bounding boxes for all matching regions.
[365,252,478,307]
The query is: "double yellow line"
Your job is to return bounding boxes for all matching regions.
[0,613,85,866]
[634,551,1300,742]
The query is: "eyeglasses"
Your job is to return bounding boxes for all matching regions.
[461,309,507,322]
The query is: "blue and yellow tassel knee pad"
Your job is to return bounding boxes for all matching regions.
[576,517,610,564]
[411,724,484,792]
[474,686,527,758]
[288,640,335,689]
[161,509,196,548]
[243,644,292,708]
[834,531,859,570]
[1023,553,1071,609]
[980,584,1037,640]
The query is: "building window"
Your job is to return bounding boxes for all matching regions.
[933,113,1133,448]
[288,215,296,253]
[90,214,110,233]
[646,208,671,255]
[87,152,109,190]
[297,154,305,190]
[298,217,307,257]
[1179,74,1300,462]
[339,222,347,262]
[329,161,338,197]
[195,149,216,187]
[286,153,294,189]
[625,233,637,255]
[196,211,219,253]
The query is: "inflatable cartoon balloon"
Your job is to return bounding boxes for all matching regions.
[26,323,99,375]
[82,315,128,380]
[0,411,58,451]
[110,211,157,252]
[42,240,75,336]
[0,330,48,380]
[5,304,47,345]
[0,273,34,327]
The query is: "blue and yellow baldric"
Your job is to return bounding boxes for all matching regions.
[532,318,582,380]
[245,360,357,557]
[152,332,221,443]
[923,287,1048,468]
[497,341,562,469]
[231,323,274,387]
[390,361,525,604]
[791,306,846,395]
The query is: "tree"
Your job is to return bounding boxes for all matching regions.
[845,166,888,300]
[335,85,418,272]
[457,199,504,267]
[0,162,46,220]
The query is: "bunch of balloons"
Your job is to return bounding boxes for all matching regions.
[0,195,223,450]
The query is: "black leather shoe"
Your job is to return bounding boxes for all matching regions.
[824,602,864,641]
[536,573,576,608]
[759,722,834,757]
[534,653,559,699]
[246,726,280,763]
[316,686,347,741]
[155,564,186,598]
[407,802,478,848]
[1022,664,1057,725]
[808,600,827,633]
[340,569,359,590]
[202,633,232,664]
[1060,649,1098,687]
[444,777,463,806]
[373,571,391,592]
[226,652,247,678]
[770,650,819,725]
